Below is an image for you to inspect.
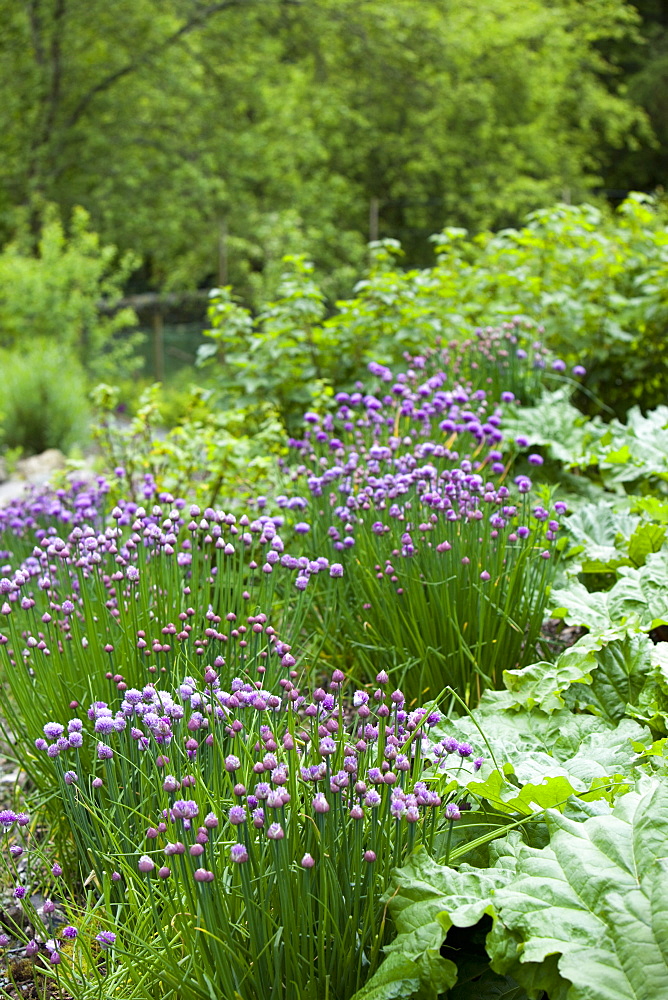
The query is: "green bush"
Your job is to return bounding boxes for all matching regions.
[0,341,89,455]
[201,196,668,430]
[0,205,141,380]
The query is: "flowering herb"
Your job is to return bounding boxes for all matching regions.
[23,662,486,1000]
[280,351,564,702]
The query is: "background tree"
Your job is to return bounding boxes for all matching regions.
[0,0,655,301]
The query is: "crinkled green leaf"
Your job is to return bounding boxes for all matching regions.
[488,778,668,1000]
[550,556,668,630]
[448,968,530,1000]
[575,632,658,722]
[348,952,422,1000]
[502,628,629,712]
[627,522,666,567]
[363,847,519,1000]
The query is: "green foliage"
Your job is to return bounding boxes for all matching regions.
[424,195,668,414]
[355,779,668,1000]
[91,381,284,506]
[0,0,650,295]
[200,257,332,432]
[0,206,140,378]
[0,341,89,455]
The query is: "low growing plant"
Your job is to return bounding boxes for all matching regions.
[2,668,498,1000]
[0,341,90,456]
[281,354,566,703]
[0,488,343,795]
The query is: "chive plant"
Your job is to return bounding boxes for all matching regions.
[4,664,486,1000]
[0,490,343,792]
[280,344,572,703]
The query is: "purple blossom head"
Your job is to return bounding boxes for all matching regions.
[43,722,64,739]
[96,931,116,948]
[312,793,330,814]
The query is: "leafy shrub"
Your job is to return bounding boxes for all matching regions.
[91,382,285,508]
[200,240,589,436]
[0,205,141,379]
[0,341,89,455]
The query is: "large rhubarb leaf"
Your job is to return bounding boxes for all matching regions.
[488,778,668,1000]
[360,781,668,1000]
[550,554,668,630]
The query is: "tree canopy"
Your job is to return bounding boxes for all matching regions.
[0,0,660,298]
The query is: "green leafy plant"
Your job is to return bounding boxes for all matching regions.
[0,341,89,455]
[354,778,668,1000]
[91,382,285,507]
[0,205,141,380]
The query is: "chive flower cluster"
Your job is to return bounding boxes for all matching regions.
[277,351,565,699]
[0,494,344,788]
[20,659,481,999]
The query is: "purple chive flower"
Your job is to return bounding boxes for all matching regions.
[329,563,343,578]
[363,850,376,863]
[25,939,39,957]
[528,453,544,466]
[266,822,284,840]
[445,803,461,821]
[0,810,17,827]
[0,934,9,947]
[97,743,114,760]
[228,806,246,825]
[474,757,484,770]
[51,863,62,877]
[573,365,586,376]
[138,855,155,873]
[312,793,330,814]
[225,754,241,772]
[43,722,64,739]
[230,844,248,864]
[301,853,315,869]
[14,886,26,899]
[62,926,78,940]
[63,771,78,785]
[294,522,311,535]
[193,868,215,882]
[95,931,116,948]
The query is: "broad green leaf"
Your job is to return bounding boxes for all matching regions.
[348,952,423,1000]
[627,522,666,567]
[488,779,668,1000]
[502,628,630,712]
[448,969,530,1000]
